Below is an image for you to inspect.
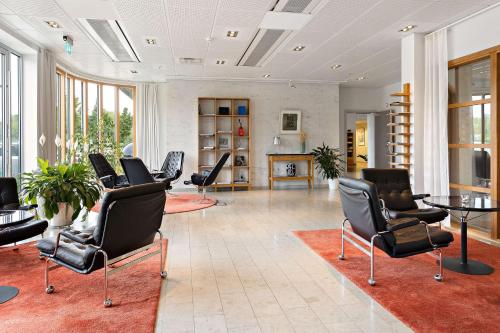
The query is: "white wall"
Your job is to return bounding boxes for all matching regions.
[157,80,340,188]
[448,5,500,60]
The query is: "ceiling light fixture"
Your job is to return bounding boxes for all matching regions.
[46,21,60,28]
[289,80,296,88]
[357,76,367,81]
[146,38,156,45]
[399,25,417,32]
[330,64,342,70]
[263,74,271,78]
[293,45,305,51]
[130,70,138,74]
[226,30,239,38]
[216,59,226,65]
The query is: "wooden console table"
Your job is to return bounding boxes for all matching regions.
[267,153,314,190]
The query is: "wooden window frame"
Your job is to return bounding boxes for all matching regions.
[448,45,500,240]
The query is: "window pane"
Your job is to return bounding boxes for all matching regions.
[74,79,84,139]
[449,148,491,188]
[55,73,61,160]
[65,76,71,155]
[119,87,133,156]
[102,85,116,146]
[448,104,490,144]
[448,58,490,104]
[87,82,99,153]
[10,53,20,176]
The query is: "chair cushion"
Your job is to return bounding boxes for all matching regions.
[0,220,48,246]
[384,223,454,257]
[37,237,98,271]
[389,208,448,224]
[191,173,207,186]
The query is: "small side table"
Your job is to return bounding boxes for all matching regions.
[267,153,314,190]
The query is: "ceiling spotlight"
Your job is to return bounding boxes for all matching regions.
[263,74,271,78]
[146,38,156,45]
[130,70,138,74]
[226,30,239,38]
[293,45,305,51]
[46,21,60,28]
[399,25,417,32]
[330,64,342,70]
[216,59,226,65]
[289,80,296,88]
[357,76,367,81]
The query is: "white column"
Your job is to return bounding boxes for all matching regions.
[367,113,376,168]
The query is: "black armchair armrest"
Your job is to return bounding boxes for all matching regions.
[413,193,430,200]
[386,218,420,232]
[60,228,96,245]
[100,175,115,188]
[18,204,38,210]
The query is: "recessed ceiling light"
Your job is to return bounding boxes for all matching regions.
[46,21,60,29]
[130,70,138,74]
[357,76,367,81]
[146,38,156,45]
[330,64,342,70]
[293,45,305,51]
[263,74,271,78]
[399,25,417,32]
[226,30,239,38]
[216,59,226,65]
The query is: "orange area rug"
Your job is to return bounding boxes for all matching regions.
[294,229,500,333]
[92,193,216,214]
[0,240,166,333]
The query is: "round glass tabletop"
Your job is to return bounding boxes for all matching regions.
[423,196,500,212]
[0,210,35,227]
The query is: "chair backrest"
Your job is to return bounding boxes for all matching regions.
[93,182,166,259]
[204,152,230,186]
[120,158,155,185]
[360,168,417,211]
[339,177,388,242]
[89,153,118,180]
[0,177,20,209]
[160,151,185,181]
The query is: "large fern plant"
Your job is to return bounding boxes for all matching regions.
[311,143,345,179]
[21,158,101,220]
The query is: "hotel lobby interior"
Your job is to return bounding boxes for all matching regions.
[0,0,499,332]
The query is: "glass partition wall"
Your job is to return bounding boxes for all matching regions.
[55,68,136,165]
[448,46,500,240]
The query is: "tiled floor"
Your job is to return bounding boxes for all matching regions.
[155,188,412,333]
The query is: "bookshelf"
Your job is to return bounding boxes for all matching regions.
[387,83,411,169]
[346,129,355,172]
[198,97,251,191]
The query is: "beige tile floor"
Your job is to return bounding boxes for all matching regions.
[155,188,412,333]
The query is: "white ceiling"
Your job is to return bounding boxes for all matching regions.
[0,0,496,87]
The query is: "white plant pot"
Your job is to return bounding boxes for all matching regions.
[50,203,74,228]
[328,178,338,190]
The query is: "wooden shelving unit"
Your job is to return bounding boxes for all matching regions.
[198,97,251,191]
[387,83,411,169]
[346,129,355,172]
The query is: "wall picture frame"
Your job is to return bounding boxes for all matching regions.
[280,110,301,134]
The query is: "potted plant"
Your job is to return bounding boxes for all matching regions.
[21,158,101,227]
[311,143,345,190]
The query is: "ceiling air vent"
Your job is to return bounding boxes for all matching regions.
[281,0,315,13]
[77,19,140,62]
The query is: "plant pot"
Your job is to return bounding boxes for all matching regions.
[50,203,74,228]
[328,178,338,190]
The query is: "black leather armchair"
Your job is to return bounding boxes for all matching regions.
[120,157,171,188]
[0,177,37,211]
[338,177,453,285]
[89,153,129,189]
[361,168,448,224]
[37,182,167,307]
[154,151,185,192]
[184,152,230,201]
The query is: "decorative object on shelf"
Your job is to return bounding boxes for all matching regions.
[238,105,247,115]
[218,106,230,115]
[299,132,306,153]
[357,154,368,162]
[346,129,355,172]
[235,155,246,166]
[311,143,345,191]
[280,110,301,134]
[21,158,101,227]
[286,163,296,177]
[238,119,245,136]
[218,137,229,149]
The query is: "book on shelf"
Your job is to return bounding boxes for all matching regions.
[217,131,232,134]
[200,133,214,136]
[202,146,215,150]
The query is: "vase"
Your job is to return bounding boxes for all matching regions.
[50,203,74,227]
[328,178,338,190]
[300,141,306,153]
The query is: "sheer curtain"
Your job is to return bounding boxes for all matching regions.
[136,83,160,169]
[37,49,57,164]
[423,30,449,195]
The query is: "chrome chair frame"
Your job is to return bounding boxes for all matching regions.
[44,230,167,307]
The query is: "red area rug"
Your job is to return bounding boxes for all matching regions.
[294,229,500,333]
[0,240,166,333]
[92,193,216,214]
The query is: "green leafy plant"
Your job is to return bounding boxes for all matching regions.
[21,158,101,220]
[357,154,368,162]
[311,143,345,179]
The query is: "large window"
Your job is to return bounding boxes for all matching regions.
[55,69,135,165]
[0,44,22,177]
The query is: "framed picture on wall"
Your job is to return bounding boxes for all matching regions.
[280,110,301,134]
[356,127,365,146]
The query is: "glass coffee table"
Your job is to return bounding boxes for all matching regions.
[0,209,35,303]
[423,196,500,275]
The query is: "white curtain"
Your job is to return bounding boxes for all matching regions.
[37,49,57,164]
[423,30,449,195]
[136,83,160,169]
